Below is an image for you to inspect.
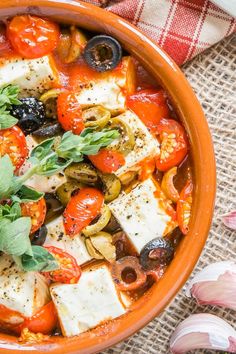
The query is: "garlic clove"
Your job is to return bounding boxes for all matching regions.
[186,261,236,309]
[222,210,236,230]
[170,313,236,353]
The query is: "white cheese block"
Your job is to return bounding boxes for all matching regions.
[50,264,126,336]
[109,178,176,253]
[0,55,57,97]
[0,255,50,318]
[44,216,92,266]
[75,57,134,115]
[19,135,66,193]
[114,110,160,177]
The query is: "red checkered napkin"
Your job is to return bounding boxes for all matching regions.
[83,0,236,65]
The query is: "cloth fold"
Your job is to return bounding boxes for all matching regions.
[83,0,236,65]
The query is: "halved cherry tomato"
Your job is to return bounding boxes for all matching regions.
[177,179,193,235]
[7,15,59,59]
[57,91,84,135]
[89,149,125,173]
[0,304,24,332]
[14,302,57,335]
[21,197,46,234]
[42,246,81,284]
[0,24,12,57]
[63,187,104,236]
[155,118,188,171]
[127,89,170,133]
[138,157,156,181]
[0,126,28,171]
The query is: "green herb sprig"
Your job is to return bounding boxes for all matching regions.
[0,85,21,129]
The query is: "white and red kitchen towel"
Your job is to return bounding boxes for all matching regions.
[83,0,236,65]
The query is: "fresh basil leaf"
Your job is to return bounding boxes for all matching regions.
[0,106,18,129]
[0,155,14,199]
[15,185,44,202]
[30,138,54,161]
[0,217,32,256]
[0,202,21,222]
[21,245,59,272]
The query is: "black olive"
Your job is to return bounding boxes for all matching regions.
[32,122,63,138]
[11,97,46,134]
[83,35,122,72]
[140,237,174,271]
[31,225,48,246]
[45,193,64,223]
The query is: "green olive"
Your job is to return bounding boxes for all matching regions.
[82,106,111,128]
[56,180,84,206]
[44,194,64,223]
[99,173,121,202]
[119,170,138,186]
[40,88,66,119]
[65,163,98,185]
[90,232,116,262]
[82,204,111,237]
[85,238,103,260]
[108,117,135,155]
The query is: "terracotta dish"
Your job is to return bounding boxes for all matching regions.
[0,1,216,353]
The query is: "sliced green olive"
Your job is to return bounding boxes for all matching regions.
[57,26,87,64]
[65,163,98,185]
[56,180,84,206]
[82,204,111,237]
[85,238,103,260]
[99,173,121,202]
[108,117,135,155]
[40,88,65,119]
[90,232,116,262]
[119,170,138,186]
[82,106,111,128]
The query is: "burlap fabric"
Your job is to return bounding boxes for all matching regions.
[103,33,236,354]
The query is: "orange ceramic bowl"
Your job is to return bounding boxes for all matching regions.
[0,1,216,353]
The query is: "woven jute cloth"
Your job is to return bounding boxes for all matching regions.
[103,33,236,354]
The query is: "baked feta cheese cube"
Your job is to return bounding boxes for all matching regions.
[50,264,126,336]
[0,255,50,318]
[109,178,176,253]
[0,55,58,97]
[114,110,160,177]
[44,216,92,266]
[75,57,135,115]
[19,135,66,193]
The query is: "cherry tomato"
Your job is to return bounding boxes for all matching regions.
[7,15,59,59]
[138,157,156,181]
[177,179,193,235]
[42,246,81,284]
[0,126,28,170]
[21,197,46,234]
[0,24,12,57]
[89,149,125,173]
[15,302,57,335]
[57,91,84,135]
[0,304,24,332]
[63,187,104,236]
[155,118,188,171]
[127,89,170,133]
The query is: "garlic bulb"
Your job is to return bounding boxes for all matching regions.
[186,261,236,309]
[170,313,236,353]
[222,210,236,230]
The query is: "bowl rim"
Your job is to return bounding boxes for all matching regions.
[0,1,216,353]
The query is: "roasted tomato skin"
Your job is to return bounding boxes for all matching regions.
[57,91,84,135]
[126,89,170,133]
[155,118,188,172]
[21,197,47,234]
[7,15,59,58]
[42,246,81,284]
[177,179,193,235]
[63,187,104,236]
[0,126,28,171]
[15,302,57,335]
[89,149,125,173]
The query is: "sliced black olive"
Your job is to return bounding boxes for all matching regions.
[140,237,174,271]
[11,98,46,134]
[32,122,63,138]
[83,35,122,72]
[31,225,48,246]
[44,193,64,223]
